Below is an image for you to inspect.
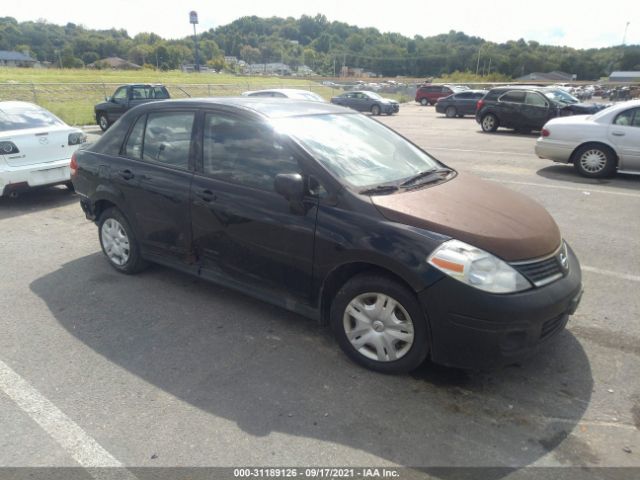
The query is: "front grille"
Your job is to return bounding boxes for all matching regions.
[512,244,568,287]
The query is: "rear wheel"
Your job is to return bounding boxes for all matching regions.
[445,106,457,118]
[420,98,428,106]
[481,114,499,132]
[330,273,429,374]
[573,144,617,178]
[97,113,110,132]
[371,104,381,116]
[98,207,147,274]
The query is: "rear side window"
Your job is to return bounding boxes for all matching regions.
[141,112,194,169]
[202,112,301,191]
[455,92,472,99]
[153,87,170,99]
[500,91,526,103]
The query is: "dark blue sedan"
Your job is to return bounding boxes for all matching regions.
[331,90,400,115]
[435,90,487,118]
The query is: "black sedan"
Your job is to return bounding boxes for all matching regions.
[331,90,399,115]
[435,90,487,118]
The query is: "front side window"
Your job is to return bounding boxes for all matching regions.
[113,87,127,101]
[525,92,548,107]
[613,108,639,127]
[141,111,194,169]
[274,113,440,188]
[202,112,301,191]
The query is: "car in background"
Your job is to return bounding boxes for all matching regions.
[72,97,582,374]
[242,89,325,102]
[476,86,608,133]
[94,84,170,131]
[435,90,488,118]
[330,90,399,115]
[535,100,640,178]
[415,85,466,106]
[0,101,86,197]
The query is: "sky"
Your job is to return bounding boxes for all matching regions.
[4,0,639,49]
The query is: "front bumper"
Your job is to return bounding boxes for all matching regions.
[535,139,574,163]
[418,245,583,369]
[383,103,400,113]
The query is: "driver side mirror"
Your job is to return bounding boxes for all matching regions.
[105,96,112,102]
[274,173,305,200]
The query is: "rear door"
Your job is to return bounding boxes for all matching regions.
[116,110,196,261]
[453,91,475,114]
[190,109,318,302]
[497,90,526,128]
[609,107,640,170]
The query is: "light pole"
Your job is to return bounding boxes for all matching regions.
[189,10,200,72]
[621,21,630,68]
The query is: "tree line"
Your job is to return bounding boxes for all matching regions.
[1,14,639,79]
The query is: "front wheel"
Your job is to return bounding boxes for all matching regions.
[98,207,147,274]
[481,114,499,132]
[330,273,429,373]
[371,104,381,116]
[97,113,110,132]
[420,98,428,106]
[573,144,617,178]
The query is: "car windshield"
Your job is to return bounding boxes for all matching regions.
[0,104,65,131]
[544,89,579,104]
[364,91,383,100]
[274,113,441,188]
[292,91,324,101]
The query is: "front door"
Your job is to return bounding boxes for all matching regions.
[609,107,640,170]
[190,110,318,303]
[522,91,552,130]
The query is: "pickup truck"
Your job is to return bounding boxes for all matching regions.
[94,84,170,131]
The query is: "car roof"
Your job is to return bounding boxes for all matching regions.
[123,83,165,87]
[131,97,348,118]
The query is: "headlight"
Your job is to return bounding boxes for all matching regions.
[427,239,532,294]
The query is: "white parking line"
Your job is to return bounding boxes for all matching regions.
[0,358,137,479]
[582,266,640,283]
[492,179,640,199]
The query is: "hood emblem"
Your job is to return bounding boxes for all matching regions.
[559,250,569,270]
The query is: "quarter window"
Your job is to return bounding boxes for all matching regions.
[202,112,301,191]
[124,115,146,159]
[141,112,194,169]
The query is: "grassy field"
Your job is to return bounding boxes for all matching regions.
[0,68,340,125]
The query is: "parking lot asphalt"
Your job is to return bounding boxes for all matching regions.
[1,103,639,476]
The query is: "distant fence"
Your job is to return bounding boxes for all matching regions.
[0,81,417,126]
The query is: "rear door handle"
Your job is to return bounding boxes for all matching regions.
[119,169,135,180]
[611,132,625,137]
[198,189,216,202]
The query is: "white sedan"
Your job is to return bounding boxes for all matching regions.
[0,101,86,197]
[535,100,640,178]
[241,88,325,102]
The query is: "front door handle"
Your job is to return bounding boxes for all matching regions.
[119,169,134,180]
[611,132,625,137]
[198,189,216,202]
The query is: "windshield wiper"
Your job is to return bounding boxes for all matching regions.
[400,168,452,188]
[359,185,399,195]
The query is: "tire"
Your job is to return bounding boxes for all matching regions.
[445,106,457,118]
[97,113,110,132]
[98,207,147,274]
[573,144,617,178]
[64,181,75,192]
[420,98,428,106]
[480,113,499,132]
[371,104,381,116]
[330,273,429,374]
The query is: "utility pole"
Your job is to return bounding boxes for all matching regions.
[621,21,630,68]
[475,45,482,76]
[189,11,200,72]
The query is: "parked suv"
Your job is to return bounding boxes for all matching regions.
[71,98,582,373]
[415,85,465,106]
[94,84,170,131]
[476,86,607,133]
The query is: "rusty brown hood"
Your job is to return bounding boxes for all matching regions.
[371,172,561,261]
